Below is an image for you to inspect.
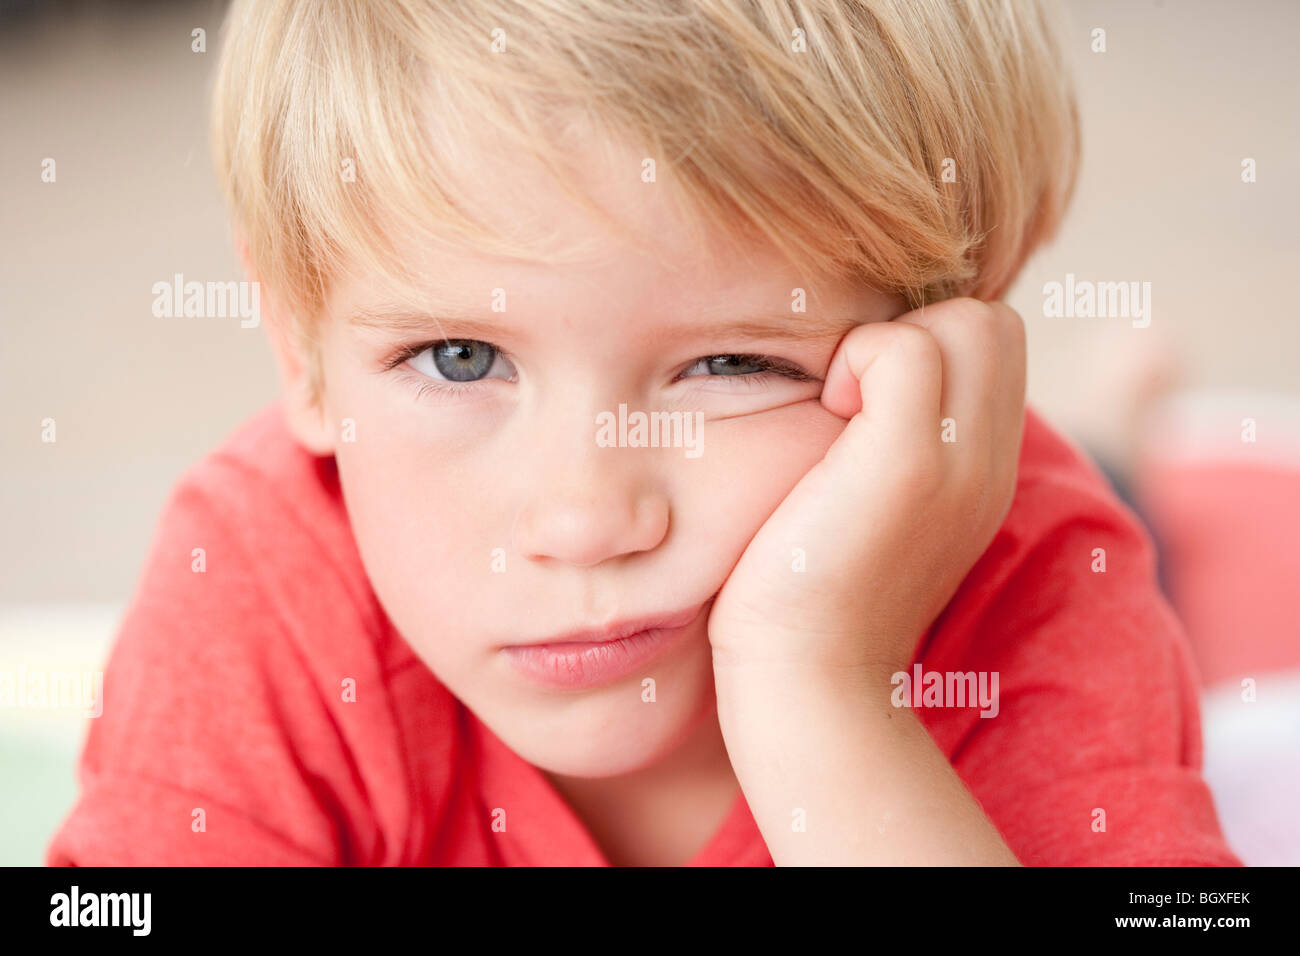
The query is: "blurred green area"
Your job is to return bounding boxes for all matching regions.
[0,729,81,866]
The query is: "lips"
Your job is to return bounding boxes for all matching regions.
[500,600,711,689]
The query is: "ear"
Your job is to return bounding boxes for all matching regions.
[237,235,336,456]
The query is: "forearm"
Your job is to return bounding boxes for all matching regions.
[714,660,1021,866]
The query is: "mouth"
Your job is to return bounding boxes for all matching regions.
[499,599,712,690]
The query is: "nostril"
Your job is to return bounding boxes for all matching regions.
[512,490,670,567]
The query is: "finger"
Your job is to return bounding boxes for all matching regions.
[986,300,1028,447]
[820,319,943,445]
[901,298,1026,460]
[896,298,995,442]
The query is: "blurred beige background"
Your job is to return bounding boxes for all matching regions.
[1,0,1297,865]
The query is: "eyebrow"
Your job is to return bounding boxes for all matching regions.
[348,305,513,341]
[348,305,866,343]
[664,314,866,342]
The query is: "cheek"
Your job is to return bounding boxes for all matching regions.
[678,401,846,569]
[335,437,480,619]
[322,373,506,669]
[339,439,484,568]
[334,438,520,705]
[328,368,846,675]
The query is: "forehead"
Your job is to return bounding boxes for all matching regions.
[330,111,880,325]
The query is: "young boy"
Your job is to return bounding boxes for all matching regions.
[47,0,1241,866]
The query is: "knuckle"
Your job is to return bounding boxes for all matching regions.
[887,321,941,367]
[842,320,880,346]
[937,297,1026,349]
[989,301,1028,348]
[923,297,998,355]
[933,298,1025,372]
[962,306,1003,346]
[938,296,995,327]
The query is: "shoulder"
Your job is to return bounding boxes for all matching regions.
[923,404,1175,684]
[142,399,461,747]
[913,407,1239,865]
[47,402,464,865]
[1007,405,1145,546]
[178,402,359,589]
[168,402,387,651]
[942,405,1158,618]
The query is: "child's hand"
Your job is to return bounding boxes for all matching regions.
[708,297,1027,682]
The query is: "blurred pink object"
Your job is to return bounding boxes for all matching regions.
[1136,388,1300,865]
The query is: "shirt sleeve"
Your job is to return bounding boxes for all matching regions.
[920,461,1244,867]
[45,469,349,866]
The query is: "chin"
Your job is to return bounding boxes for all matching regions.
[487,658,718,778]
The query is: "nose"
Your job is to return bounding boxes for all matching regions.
[512,452,671,568]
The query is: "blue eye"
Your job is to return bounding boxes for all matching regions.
[700,355,767,375]
[408,339,515,383]
[679,354,813,381]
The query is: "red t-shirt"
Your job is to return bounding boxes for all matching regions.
[45,402,1242,866]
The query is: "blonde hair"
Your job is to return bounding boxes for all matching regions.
[211,0,1079,394]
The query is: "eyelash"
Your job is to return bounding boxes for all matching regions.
[381,342,451,372]
[672,354,815,384]
[382,341,815,399]
[406,376,481,403]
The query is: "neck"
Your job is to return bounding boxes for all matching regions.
[544,704,740,866]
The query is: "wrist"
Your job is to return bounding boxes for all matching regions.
[710,632,909,691]
[711,651,906,762]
